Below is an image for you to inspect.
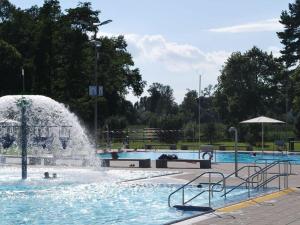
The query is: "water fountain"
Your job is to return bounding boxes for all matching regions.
[0,95,94,179]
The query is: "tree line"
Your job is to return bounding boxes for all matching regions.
[1,0,300,143]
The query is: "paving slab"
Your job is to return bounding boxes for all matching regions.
[175,188,300,225]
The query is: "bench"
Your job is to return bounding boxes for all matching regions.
[156,159,211,169]
[145,144,177,150]
[101,158,151,168]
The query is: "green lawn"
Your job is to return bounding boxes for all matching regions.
[101,140,300,152]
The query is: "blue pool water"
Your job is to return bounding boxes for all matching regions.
[99,151,300,164]
[0,167,270,225]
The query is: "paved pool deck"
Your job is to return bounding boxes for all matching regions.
[166,163,300,225]
[183,188,300,225]
[106,160,300,225]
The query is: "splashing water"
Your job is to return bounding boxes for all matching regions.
[0,95,93,160]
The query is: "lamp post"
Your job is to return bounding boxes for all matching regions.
[90,20,112,151]
[229,127,238,177]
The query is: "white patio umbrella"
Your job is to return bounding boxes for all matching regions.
[240,116,285,153]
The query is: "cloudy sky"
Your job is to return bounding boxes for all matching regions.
[10,0,294,103]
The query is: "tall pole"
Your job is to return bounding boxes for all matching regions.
[234,129,238,177]
[91,20,112,152]
[22,68,25,93]
[262,123,264,154]
[21,100,27,179]
[229,127,238,177]
[94,40,99,151]
[198,74,201,159]
[285,69,289,148]
[20,68,27,179]
[17,97,30,180]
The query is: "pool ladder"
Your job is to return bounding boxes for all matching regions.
[168,171,225,212]
[168,160,292,211]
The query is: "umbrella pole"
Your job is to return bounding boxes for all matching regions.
[262,123,264,154]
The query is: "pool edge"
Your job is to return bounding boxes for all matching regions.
[169,187,296,225]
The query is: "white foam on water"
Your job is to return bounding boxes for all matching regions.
[0,95,93,159]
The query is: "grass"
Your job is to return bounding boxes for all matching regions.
[3,140,299,153]
[100,140,300,152]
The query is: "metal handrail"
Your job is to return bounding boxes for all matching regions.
[168,165,262,208]
[189,166,263,204]
[254,158,293,175]
[210,165,262,197]
[183,172,225,206]
[255,160,291,190]
[223,160,292,197]
[219,165,263,197]
[251,160,292,182]
[168,171,225,207]
[168,160,293,209]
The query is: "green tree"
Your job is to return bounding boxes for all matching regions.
[0,1,145,129]
[180,89,198,123]
[278,0,300,68]
[214,47,284,125]
[146,83,177,115]
[0,39,22,95]
[0,0,15,23]
[278,0,300,136]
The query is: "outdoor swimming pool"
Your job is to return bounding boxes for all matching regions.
[99,151,300,164]
[0,167,270,225]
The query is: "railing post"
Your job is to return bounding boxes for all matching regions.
[287,162,288,188]
[278,163,281,190]
[214,150,217,163]
[182,188,185,205]
[208,173,211,208]
[264,160,267,189]
[247,166,250,198]
[284,162,288,188]
[224,177,226,199]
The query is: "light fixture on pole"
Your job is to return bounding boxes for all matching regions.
[89,20,112,151]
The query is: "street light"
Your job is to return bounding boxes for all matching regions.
[229,127,238,177]
[91,20,112,151]
[92,20,112,39]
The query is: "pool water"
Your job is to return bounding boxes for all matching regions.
[0,167,269,225]
[99,151,300,164]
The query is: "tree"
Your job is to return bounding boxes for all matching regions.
[0,39,22,95]
[214,47,284,125]
[278,0,300,136]
[136,83,177,117]
[0,0,15,23]
[278,0,300,68]
[180,89,198,123]
[0,1,145,129]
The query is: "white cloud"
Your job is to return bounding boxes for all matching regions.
[209,18,283,33]
[123,33,230,75]
[98,31,282,102]
[98,32,231,102]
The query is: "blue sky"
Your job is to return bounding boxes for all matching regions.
[10,0,294,103]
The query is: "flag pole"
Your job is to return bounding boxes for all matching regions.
[198,74,201,159]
